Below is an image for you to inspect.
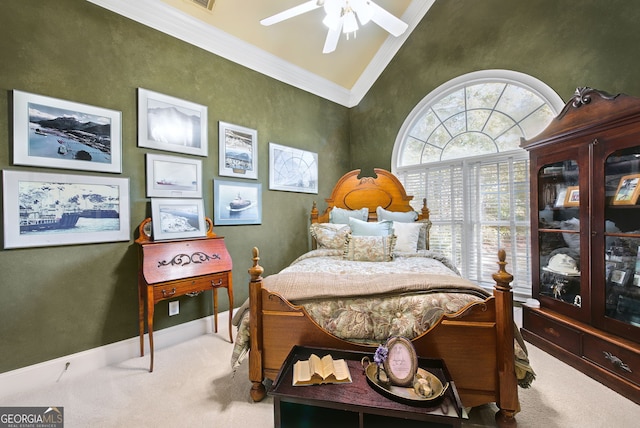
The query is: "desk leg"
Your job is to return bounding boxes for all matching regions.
[138,283,145,357]
[227,277,233,343]
[212,287,219,333]
[146,287,155,372]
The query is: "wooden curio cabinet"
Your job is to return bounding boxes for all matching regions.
[521,87,640,404]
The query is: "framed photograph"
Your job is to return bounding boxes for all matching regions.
[554,187,567,207]
[2,170,130,249]
[146,153,202,198]
[269,142,318,194]
[137,88,208,157]
[382,336,418,387]
[213,179,262,225]
[218,121,258,179]
[611,269,628,285]
[12,90,122,173]
[612,174,640,205]
[150,198,206,240]
[564,186,580,207]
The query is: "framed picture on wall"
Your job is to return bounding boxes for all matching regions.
[268,142,318,194]
[150,198,206,240]
[218,121,258,179]
[12,90,123,173]
[137,88,208,157]
[146,153,202,198]
[213,179,262,225]
[2,170,130,249]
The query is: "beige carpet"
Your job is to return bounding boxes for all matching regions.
[1,311,638,427]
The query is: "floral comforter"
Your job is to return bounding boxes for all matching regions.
[231,249,534,387]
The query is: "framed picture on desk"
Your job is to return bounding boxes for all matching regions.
[150,198,206,240]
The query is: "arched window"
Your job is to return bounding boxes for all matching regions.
[393,70,564,299]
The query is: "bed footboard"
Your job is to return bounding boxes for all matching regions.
[247,247,519,426]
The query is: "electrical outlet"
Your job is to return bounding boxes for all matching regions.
[169,300,179,316]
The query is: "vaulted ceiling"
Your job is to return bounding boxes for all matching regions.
[88,0,436,107]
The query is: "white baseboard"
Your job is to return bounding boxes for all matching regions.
[0,311,229,397]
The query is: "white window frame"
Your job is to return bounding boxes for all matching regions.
[392,70,564,301]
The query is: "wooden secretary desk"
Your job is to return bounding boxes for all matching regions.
[135,217,233,372]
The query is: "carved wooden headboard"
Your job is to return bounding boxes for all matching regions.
[310,168,429,223]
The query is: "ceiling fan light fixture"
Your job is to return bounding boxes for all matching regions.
[342,9,359,36]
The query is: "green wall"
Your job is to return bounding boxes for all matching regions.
[350,0,640,172]
[0,0,350,373]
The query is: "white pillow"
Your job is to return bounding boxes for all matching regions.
[376,206,418,222]
[393,221,422,252]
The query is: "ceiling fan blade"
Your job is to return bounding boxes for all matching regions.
[322,20,343,54]
[368,1,408,37]
[260,1,322,26]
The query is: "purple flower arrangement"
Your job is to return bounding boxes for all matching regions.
[373,344,388,367]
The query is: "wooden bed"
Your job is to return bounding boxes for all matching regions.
[246,169,520,426]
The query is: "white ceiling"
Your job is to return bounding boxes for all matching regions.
[88,0,436,107]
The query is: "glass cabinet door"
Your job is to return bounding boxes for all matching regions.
[603,146,640,338]
[537,160,582,307]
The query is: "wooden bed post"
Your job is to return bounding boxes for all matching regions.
[248,247,266,402]
[420,197,430,219]
[492,249,518,427]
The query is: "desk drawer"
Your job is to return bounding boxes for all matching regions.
[583,335,640,387]
[153,273,229,301]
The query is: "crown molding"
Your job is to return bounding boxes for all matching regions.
[87,0,433,108]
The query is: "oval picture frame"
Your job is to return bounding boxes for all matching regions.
[382,336,418,387]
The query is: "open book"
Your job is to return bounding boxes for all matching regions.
[292,353,352,386]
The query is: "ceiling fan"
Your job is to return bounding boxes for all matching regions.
[260,0,409,54]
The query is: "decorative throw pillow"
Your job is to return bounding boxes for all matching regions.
[393,221,422,253]
[348,217,393,236]
[310,223,351,249]
[376,206,418,222]
[343,233,396,262]
[329,207,369,224]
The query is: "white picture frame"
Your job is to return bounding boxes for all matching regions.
[268,142,318,194]
[146,153,202,198]
[150,198,206,240]
[3,170,130,249]
[137,88,208,157]
[218,121,258,179]
[12,90,122,173]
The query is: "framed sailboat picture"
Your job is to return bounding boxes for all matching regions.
[2,170,130,249]
[213,179,262,225]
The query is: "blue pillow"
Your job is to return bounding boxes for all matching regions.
[329,207,368,224]
[376,206,418,222]
[348,217,393,236]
